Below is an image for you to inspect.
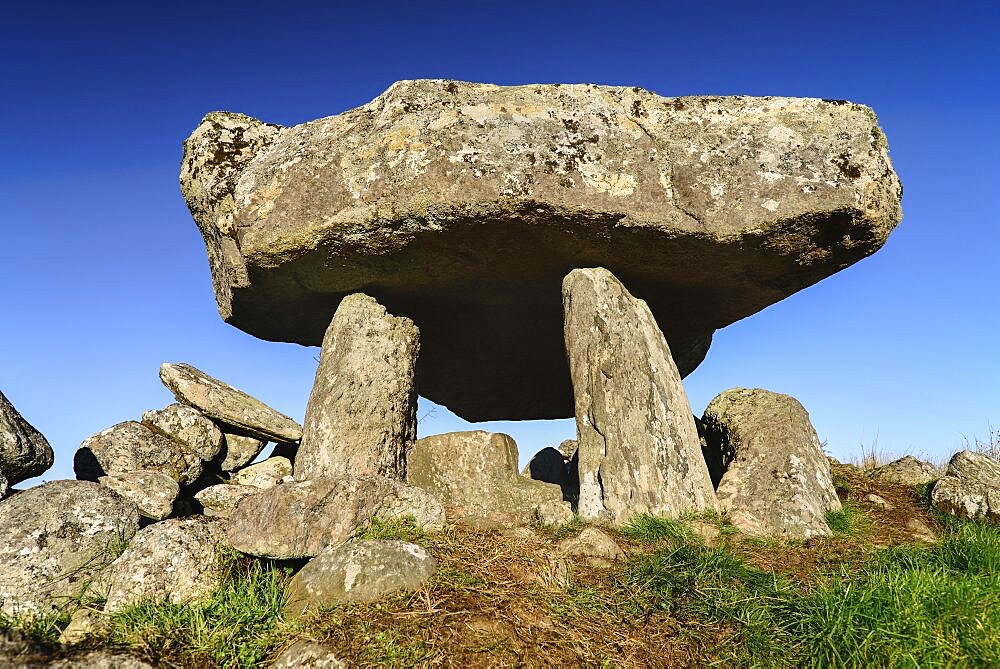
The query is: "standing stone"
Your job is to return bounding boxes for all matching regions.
[220,432,267,471]
[562,267,717,523]
[159,363,302,442]
[75,421,203,484]
[0,480,140,616]
[142,403,224,461]
[701,388,842,538]
[295,294,419,481]
[930,450,1000,521]
[99,470,180,521]
[1,389,54,487]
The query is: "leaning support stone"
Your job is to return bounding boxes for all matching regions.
[562,267,718,524]
[295,294,419,481]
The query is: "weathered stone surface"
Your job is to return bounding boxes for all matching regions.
[227,477,444,559]
[180,80,901,421]
[194,483,260,518]
[99,470,179,521]
[74,421,202,484]
[295,294,419,481]
[59,608,104,645]
[557,527,625,561]
[102,517,228,612]
[271,640,345,668]
[51,650,157,668]
[231,456,293,489]
[0,480,140,616]
[564,268,717,523]
[159,363,302,442]
[142,403,223,461]
[930,450,1000,521]
[1,389,54,486]
[872,455,940,486]
[407,431,571,522]
[557,439,578,459]
[284,540,436,617]
[220,432,268,471]
[701,388,842,538]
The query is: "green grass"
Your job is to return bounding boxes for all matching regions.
[0,610,70,646]
[352,515,428,545]
[618,514,699,544]
[825,502,871,536]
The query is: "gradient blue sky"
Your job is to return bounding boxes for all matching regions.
[3,1,997,483]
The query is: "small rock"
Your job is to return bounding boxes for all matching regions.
[284,540,436,617]
[142,403,224,461]
[504,526,539,542]
[688,520,722,547]
[230,456,293,489]
[537,556,571,589]
[872,455,940,486]
[220,432,268,471]
[101,516,228,612]
[557,439,577,459]
[271,640,345,668]
[159,363,302,442]
[99,470,179,521]
[557,527,624,561]
[906,518,937,543]
[50,650,157,668]
[865,493,894,510]
[59,608,104,645]
[532,499,575,525]
[1,389,54,487]
[75,421,202,484]
[195,483,260,519]
[0,471,8,500]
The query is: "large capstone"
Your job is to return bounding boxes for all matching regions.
[295,293,419,481]
[563,268,717,523]
[701,388,842,538]
[180,80,901,421]
[1,389,54,487]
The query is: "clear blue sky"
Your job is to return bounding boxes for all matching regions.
[3,1,997,483]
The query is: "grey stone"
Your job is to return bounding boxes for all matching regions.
[284,540,436,617]
[59,608,104,645]
[142,403,223,461]
[194,483,260,519]
[930,451,1000,521]
[50,650,157,668]
[227,477,444,559]
[74,421,202,484]
[557,439,578,459]
[865,493,894,510]
[295,294,419,481]
[230,456,293,489]
[159,363,302,442]
[407,431,571,523]
[220,432,268,471]
[557,527,625,561]
[872,455,940,486]
[98,470,179,521]
[180,80,901,421]
[564,268,717,523]
[701,388,842,538]
[0,480,140,616]
[522,447,569,487]
[943,449,1000,485]
[101,517,228,613]
[271,640,345,668]
[0,389,54,486]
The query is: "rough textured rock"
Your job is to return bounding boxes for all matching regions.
[51,650,157,668]
[231,456,293,488]
[701,388,842,538]
[0,480,140,616]
[0,389,54,486]
[59,608,104,645]
[227,477,444,559]
[295,294,419,481]
[74,421,203,484]
[99,470,179,521]
[180,80,901,421]
[930,450,1000,521]
[284,540,436,617]
[194,483,260,518]
[271,640,345,668]
[564,268,717,523]
[220,432,268,471]
[407,431,571,522]
[872,455,940,486]
[102,517,228,612]
[159,363,302,442]
[557,528,625,561]
[142,403,224,461]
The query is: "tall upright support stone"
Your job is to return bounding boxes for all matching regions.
[562,267,717,524]
[295,294,419,481]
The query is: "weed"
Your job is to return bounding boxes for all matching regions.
[0,610,69,646]
[825,502,871,537]
[618,514,696,545]
[352,516,427,545]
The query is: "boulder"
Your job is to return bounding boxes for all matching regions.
[295,294,419,481]
[180,80,901,421]
[406,431,571,523]
[522,447,570,488]
[194,483,260,518]
[227,477,444,559]
[98,470,179,521]
[0,480,140,615]
[563,268,717,523]
[930,450,1000,521]
[701,388,842,538]
[1,389,54,486]
[101,516,228,612]
[284,540,436,617]
[219,432,267,471]
[230,456,293,489]
[142,403,224,461]
[75,421,203,484]
[557,527,625,561]
[872,455,940,486]
[159,363,302,442]
[271,640,345,668]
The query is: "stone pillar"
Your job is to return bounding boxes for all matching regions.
[562,267,717,523]
[294,294,419,481]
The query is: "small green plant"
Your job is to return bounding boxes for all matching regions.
[0,610,70,646]
[353,516,427,545]
[618,514,696,544]
[825,502,871,537]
